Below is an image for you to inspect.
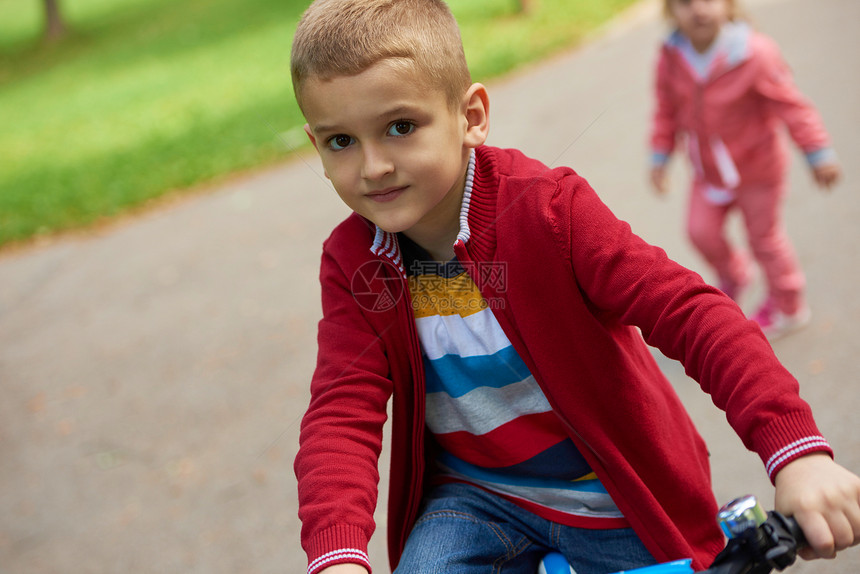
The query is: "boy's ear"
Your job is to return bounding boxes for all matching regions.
[462,83,490,148]
[303,124,330,179]
[304,124,318,149]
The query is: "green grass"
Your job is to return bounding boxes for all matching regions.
[0,0,639,248]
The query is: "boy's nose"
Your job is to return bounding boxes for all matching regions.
[361,144,395,181]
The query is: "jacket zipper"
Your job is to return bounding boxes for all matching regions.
[379,249,427,555]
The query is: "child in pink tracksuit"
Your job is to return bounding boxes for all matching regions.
[649,0,841,339]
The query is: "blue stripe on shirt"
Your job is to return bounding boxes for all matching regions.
[490,438,593,481]
[425,345,532,397]
[437,449,607,493]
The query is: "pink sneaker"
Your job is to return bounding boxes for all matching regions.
[752,298,811,340]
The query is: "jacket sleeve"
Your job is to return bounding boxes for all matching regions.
[754,37,836,166]
[294,245,393,574]
[649,48,679,167]
[558,174,832,481]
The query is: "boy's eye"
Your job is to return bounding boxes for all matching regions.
[328,134,354,150]
[388,121,415,137]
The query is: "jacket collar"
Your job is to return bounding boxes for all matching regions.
[369,149,477,271]
[665,21,751,78]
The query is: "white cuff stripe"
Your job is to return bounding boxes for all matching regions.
[765,437,825,469]
[308,548,370,574]
[765,436,830,478]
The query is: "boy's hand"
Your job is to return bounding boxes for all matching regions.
[812,161,841,190]
[773,453,860,560]
[650,165,668,195]
[318,564,370,574]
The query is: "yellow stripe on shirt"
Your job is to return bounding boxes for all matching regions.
[409,272,488,319]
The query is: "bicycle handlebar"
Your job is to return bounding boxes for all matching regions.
[541,496,806,574]
[698,496,806,574]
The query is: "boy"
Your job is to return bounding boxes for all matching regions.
[291,1,860,573]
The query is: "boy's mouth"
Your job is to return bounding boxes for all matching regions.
[366,186,407,202]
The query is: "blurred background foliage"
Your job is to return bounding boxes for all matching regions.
[0,0,638,248]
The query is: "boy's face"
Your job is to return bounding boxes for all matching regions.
[301,60,482,247]
[669,0,730,52]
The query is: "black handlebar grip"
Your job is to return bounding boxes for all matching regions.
[775,514,806,548]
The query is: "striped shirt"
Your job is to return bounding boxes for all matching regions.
[402,236,625,528]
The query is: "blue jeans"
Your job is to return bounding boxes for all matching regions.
[394,483,656,574]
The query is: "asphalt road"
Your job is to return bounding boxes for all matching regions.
[1,0,858,572]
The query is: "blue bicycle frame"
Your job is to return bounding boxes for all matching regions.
[538,496,804,574]
[538,553,692,574]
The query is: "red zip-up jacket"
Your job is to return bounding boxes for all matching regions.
[650,24,834,188]
[295,146,832,574]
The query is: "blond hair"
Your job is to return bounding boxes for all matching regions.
[290,0,471,111]
[662,0,744,21]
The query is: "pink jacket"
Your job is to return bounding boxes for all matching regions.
[650,23,834,188]
[295,146,832,574]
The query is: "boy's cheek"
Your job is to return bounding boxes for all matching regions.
[317,156,334,181]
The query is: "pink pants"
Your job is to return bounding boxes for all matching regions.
[686,180,805,314]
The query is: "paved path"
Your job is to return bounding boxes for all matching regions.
[1,0,858,572]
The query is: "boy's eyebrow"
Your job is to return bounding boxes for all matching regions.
[378,104,423,119]
[308,122,341,136]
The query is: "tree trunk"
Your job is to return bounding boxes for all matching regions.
[516,0,535,14]
[43,0,67,42]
